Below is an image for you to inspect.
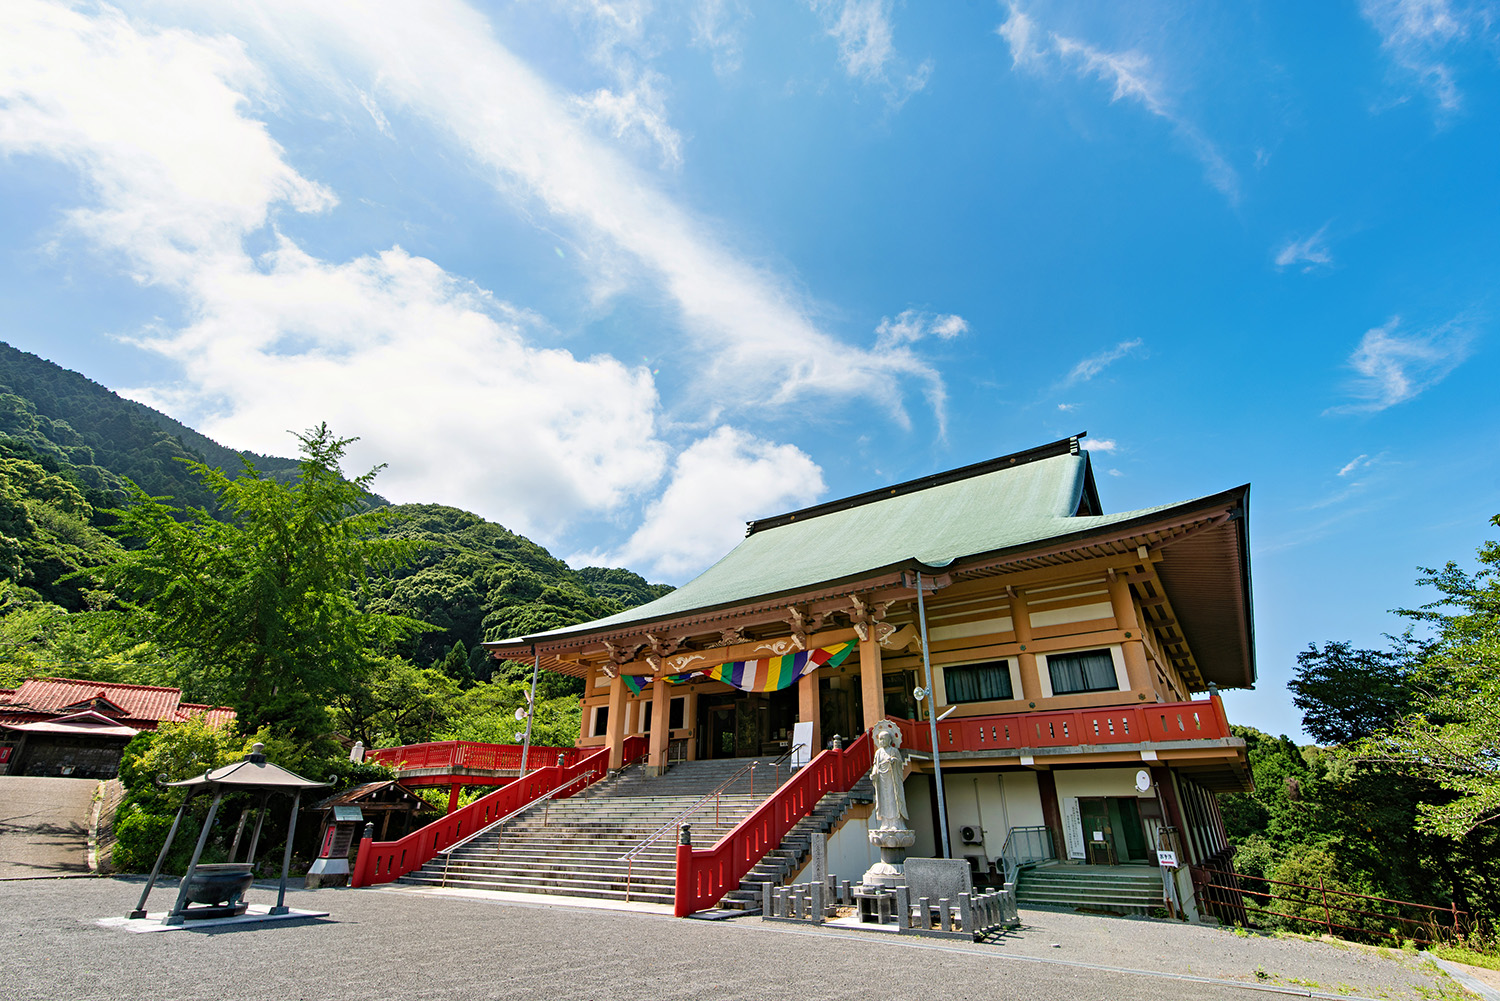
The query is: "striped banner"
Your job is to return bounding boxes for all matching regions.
[698,641,855,693]
[618,642,855,695]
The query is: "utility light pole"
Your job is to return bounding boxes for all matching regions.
[915,569,951,860]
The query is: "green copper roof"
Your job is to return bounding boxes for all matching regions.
[500,441,1205,644]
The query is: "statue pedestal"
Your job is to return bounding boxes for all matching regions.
[862,827,916,890]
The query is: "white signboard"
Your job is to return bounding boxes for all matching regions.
[1062,797,1085,860]
[791,722,813,770]
[1157,850,1179,868]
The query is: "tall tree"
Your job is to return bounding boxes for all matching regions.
[96,424,430,741]
[1289,639,1421,745]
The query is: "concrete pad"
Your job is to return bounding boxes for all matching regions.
[97,905,330,933]
[0,776,97,878]
[374,882,676,915]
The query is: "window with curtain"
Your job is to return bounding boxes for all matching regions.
[1047,649,1118,694]
[943,660,1014,704]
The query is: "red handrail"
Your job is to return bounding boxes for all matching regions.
[910,695,1231,756]
[366,741,582,773]
[673,729,876,916]
[352,735,647,887]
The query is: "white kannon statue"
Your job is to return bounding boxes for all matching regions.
[869,720,908,830]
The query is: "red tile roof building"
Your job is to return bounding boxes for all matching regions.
[0,677,236,731]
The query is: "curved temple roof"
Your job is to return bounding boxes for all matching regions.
[489,436,1255,689]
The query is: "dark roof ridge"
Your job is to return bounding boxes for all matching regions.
[746,433,1087,536]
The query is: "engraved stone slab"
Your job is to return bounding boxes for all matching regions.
[903,857,973,915]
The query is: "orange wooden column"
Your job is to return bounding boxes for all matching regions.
[605,672,627,770]
[1108,573,1155,698]
[797,670,821,755]
[858,631,884,732]
[1011,589,1043,705]
[649,676,670,775]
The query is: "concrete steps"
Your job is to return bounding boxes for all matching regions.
[396,757,785,905]
[1015,863,1165,915]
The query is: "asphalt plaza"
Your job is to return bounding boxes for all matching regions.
[0,876,1479,1001]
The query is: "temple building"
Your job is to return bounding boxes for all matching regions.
[481,434,1253,910]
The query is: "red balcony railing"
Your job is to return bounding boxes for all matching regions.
[365,740,583,774]
[902,695,1232,756]
[673,728,876,917]
[352,735,647,887]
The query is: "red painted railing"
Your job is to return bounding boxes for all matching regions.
[673,729,876,917]
[352,735,647,887]
[366,740,582,774]
[904,695,1231,756]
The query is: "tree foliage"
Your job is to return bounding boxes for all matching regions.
[94,425,430,741]
[1289,639,1423,746]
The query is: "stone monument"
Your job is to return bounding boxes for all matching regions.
[862,720,915,890]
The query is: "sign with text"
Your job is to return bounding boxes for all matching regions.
[1157,850,1179,868]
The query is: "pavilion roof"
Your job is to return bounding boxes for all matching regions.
[0,677,235,729]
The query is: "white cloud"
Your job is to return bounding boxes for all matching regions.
[1107,468,1123,477]
[1056,402,1076,412]
[692,0,750,75]
[996,4,1238,200]
[874,310,968,349]
[1065,339,1144,385]
[573,69,684,169]
[589,426,826,580]
[1275,225,1334,272]
[1087,438,1118,452]
[0,0,668,539]
[808,0,932,107]
[1325,316,1473,415]
[201,0,945,425]
[1359,0,1489,113]
[1337,454,1371,476]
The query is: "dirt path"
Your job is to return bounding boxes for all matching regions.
[0,776,97,878]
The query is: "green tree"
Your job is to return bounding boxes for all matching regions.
[1289,640,1422,746]
[1362,519,1500,838]
[95,425,430,742]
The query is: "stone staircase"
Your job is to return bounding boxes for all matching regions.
[718,775,875,910]
[1015,862,1164,915]
[397,756,792,906]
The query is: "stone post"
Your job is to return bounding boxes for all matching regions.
[895,885,911,930]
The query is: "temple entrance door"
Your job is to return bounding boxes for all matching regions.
[696,702,738,760]
[734,698,760,757]
[1079,797,1115,864]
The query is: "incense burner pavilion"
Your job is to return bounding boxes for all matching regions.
[482,435,1253,906]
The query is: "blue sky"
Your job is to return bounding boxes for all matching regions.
[2,0,1497,741]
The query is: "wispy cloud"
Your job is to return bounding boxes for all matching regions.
[809,0,932,108]
[874,310,968,349]
[1087,438,1118,452]
[1359,0,1492,114]
[692,0,750,75]
[1275,224,1334,272]
[1066,339,1144,385]
[1325,316,1474,415]
[996,4,1238,201]
[1338,454,1372,477]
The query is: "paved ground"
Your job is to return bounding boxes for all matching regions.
[0,878,1480,1001]
[0,777,96,878]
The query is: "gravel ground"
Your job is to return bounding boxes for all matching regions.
[0,776,97,878]
[0,878,1475,1001]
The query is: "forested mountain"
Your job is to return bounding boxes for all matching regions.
[0,342,669,684]
[0,342,303,516]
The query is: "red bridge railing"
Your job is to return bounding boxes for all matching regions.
[673,728,876,917]
[902,695,1231,756]
[366,740,582,774]
[352,735,646,887]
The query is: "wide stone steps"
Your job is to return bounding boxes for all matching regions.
[396,757,787,906]
[1016,864,1164,914]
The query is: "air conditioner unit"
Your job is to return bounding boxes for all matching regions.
[960,825,982,844]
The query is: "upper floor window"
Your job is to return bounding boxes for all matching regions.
[944,660,1014,703]
[1047,649,1118,694]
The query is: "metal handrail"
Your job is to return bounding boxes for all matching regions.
[616,745,804,901]
[438,769,599,884]
[998,825,1055,886]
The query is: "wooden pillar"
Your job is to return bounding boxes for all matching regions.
[798,671,821,754]
[1108,574,1154,697]
[605,672,627,770]
[685,691,698,761]
[649,676,670,775]
[858,631,884,732]
[1011,590,1042,704]
[1036,770,1064,860]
